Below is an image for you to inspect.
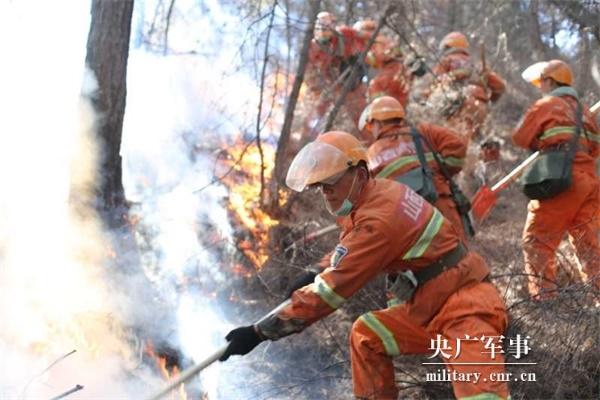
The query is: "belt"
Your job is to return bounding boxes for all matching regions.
[413,242,468,285]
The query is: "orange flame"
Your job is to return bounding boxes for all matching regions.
[145,341,187,400]
[217,72,296,270]
[221,140,280,268]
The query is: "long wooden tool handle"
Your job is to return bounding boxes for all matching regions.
[489,100,600,193]
[591,100,600,114]
[490,151,539,192]
[145,344,228,400]
[145,300,291,400]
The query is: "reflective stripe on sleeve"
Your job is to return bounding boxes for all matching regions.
[312,274,346,309]
[402,208,444,260]
[442,156,465,168]
[359,312,400,356]
[377,153,434,178]
[539,126,600,143]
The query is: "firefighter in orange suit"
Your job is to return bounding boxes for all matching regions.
[431,32,505,141]
[220,131,510,400]
[367,43,411,107]
[360,96,470,242]
[353,20,411,107]
[353,19,386,68]
[304,12,367,134]
[513,59,600,299]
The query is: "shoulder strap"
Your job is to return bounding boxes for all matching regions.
[415,128,452,181]
[573,99,585,153]
[409,126,434,178]
[561,96,586,156]
[418,130,475,237]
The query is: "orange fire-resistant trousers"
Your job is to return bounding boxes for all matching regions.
[350,282,509,400]
[522,169,600,299]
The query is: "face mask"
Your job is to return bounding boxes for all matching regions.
[325,170,358,217]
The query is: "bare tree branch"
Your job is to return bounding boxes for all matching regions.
[269,0,322,211]
[256,1,278,207]
[163,0,176,55]
[323,5,394,131]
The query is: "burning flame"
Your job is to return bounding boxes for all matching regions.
[145,341,187,400]
[215,72,296,270]
[221,139,280,268]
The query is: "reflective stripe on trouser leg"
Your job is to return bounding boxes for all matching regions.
[359,312,400,356]
[430,282,510,399]
[351,308,432,399]
[350,315,398,400]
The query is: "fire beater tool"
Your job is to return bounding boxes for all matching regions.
[145,299,291,400]
[471,99,600,222]
[470,151,540,221]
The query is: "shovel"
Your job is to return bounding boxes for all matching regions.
[471,151,540,221]
[145,299,291,400]
[472,99,600,222]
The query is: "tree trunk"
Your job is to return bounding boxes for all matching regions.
[268,0,321,214]
[85,0,134,229]
[528,0,551,60]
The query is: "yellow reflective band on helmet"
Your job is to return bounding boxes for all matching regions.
[376,153,434,178]
[539,126,600,143]
[359,312,400,356]
[403,208,444,260]
[442,156,465,168]
[312,275,346,309]
[459,393,510,400]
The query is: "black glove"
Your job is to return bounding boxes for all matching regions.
[219,325,264,361]
[286,271,317,298]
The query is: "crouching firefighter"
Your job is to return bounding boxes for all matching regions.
[220,131,510,400]
[360,96,474,242]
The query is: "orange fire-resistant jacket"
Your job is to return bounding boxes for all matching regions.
[306,25,367,91]
[367,60,410,106]
[433,48,505,102]
[367,122,466,196]
[257,179,489,340]
[512,88,600,175]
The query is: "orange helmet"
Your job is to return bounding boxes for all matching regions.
[353,19,376,33]
[439,32,469,50]
[522,59,573,88]
[285,131,367,192]
[367,96,405,122]
[315,11,335,41]
[359,97,405,141]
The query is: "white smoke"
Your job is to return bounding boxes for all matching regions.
[0,1,173,397]
[0,0,286,397]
